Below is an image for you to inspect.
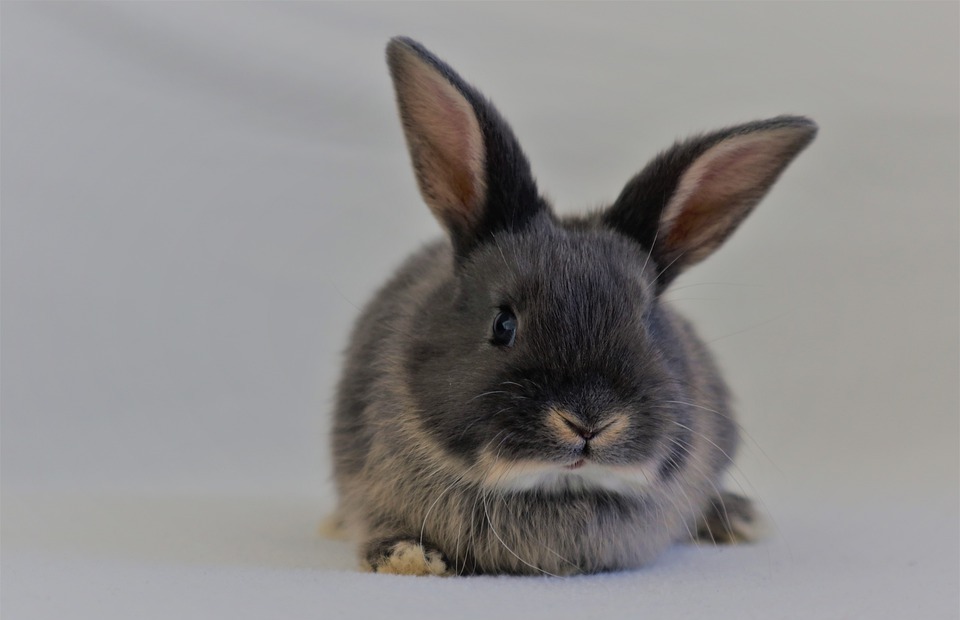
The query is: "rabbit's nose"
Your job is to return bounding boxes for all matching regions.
[562,418,596,440]
[548,408,628,445]
[547,408,594,443]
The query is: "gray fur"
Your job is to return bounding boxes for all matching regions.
[331,37,816,576]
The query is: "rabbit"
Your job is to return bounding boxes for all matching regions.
[330,36,817,576]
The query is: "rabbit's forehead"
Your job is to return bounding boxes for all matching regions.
[476,229,654,308]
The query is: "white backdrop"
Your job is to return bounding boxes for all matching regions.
[3,2,957,618]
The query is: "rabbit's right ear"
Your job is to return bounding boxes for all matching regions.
[387,37,544,258]
[603,117,817,289]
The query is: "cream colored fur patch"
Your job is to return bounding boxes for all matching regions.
[373,541,450,577]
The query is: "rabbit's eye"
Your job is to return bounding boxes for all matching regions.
[491,309,518,347]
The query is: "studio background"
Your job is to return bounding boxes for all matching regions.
[3,2,957,618]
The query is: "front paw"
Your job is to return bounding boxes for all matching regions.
[362,538,452,576]
[695,491,765,544]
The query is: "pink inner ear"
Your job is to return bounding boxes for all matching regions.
[684,139,782,212]
[399,59,487,231]
[661,129,801,261]
[428,86,482,211]
[431,88,471,158]
[694,142,766,190]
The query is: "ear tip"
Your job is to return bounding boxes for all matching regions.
[773,115,819,141]
[386,36,415,69]
[386,37,422,75]
[386,36,436,68]
[386,36,416,55]
[386,37,456,92]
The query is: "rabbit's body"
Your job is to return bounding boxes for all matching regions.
[334,232,735,575]
[331,37,815,576]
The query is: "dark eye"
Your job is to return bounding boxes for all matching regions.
[491,308,518,347]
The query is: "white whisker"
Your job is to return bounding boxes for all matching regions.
[480,435,560,577]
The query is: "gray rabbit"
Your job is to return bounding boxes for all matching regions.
[330,37,816,576]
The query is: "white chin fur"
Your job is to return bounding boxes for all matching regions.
[486,461,660,494]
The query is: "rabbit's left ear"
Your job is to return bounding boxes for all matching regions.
[604,116,817,288]
[387,37,544,258]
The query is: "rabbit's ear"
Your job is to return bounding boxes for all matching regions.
[387,37,543,257]
[604,117,817,288]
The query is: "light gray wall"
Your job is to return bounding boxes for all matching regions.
[2,2,957,507]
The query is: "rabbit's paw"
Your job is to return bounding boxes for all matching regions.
[695,491,765,544]
[363,538,451,576]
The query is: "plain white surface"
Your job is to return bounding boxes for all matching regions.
[2,2,958,618]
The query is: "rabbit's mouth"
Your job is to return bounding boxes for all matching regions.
[565,459,586,470]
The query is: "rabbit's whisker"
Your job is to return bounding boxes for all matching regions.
[658,398,782,475]
[706,310,795,345]
[662,435,728,544]
[419,461,479,552]
[466,390,512,403]
[660,419,778,544]
[480,436,560,577]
